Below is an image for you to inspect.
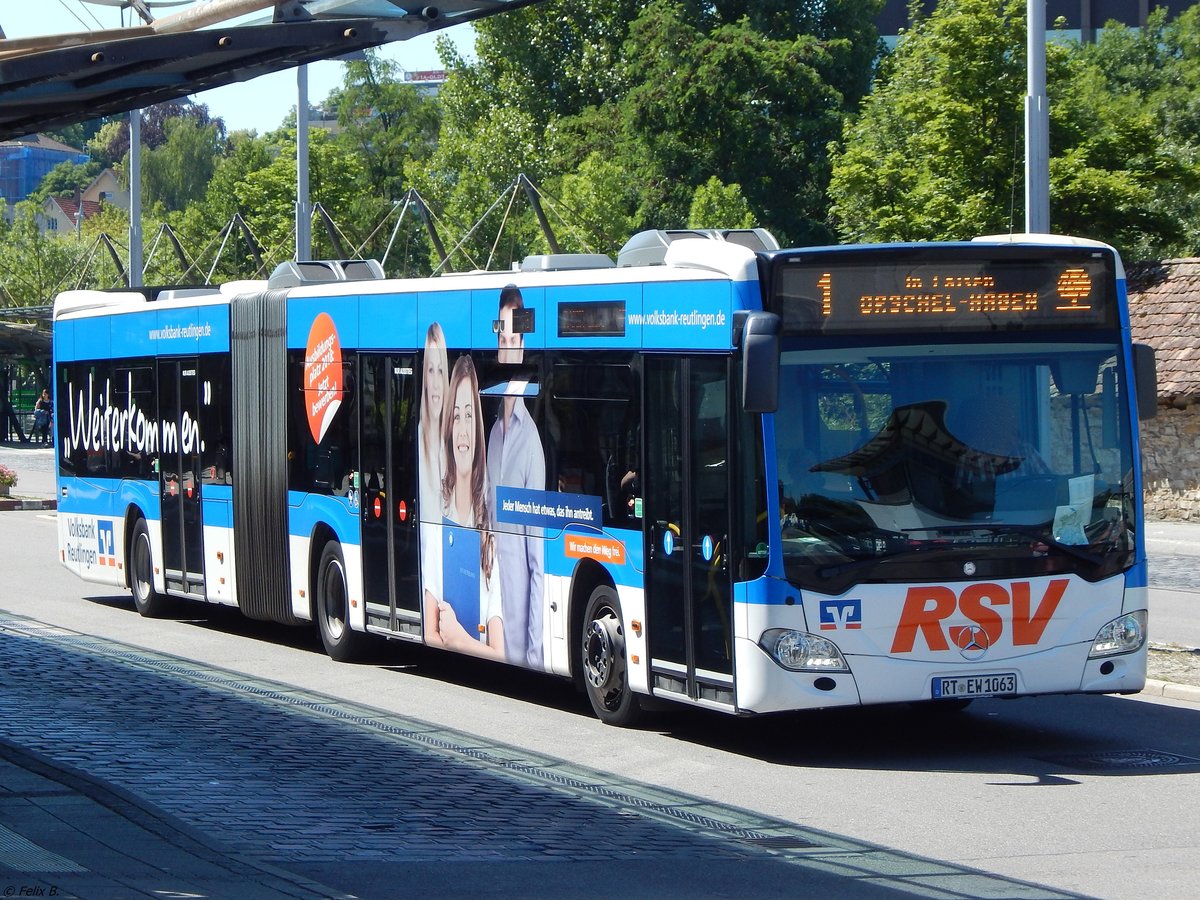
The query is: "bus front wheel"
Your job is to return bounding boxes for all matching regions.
[580,585,642,727]
[129,519,171,618]
[316,541,367,662]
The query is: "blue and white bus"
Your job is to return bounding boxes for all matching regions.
[53,230,1157,725]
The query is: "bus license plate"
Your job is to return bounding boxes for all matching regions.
[931,673,1017,699]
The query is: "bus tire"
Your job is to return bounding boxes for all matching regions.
[579,584,642,727]
[316,541,367,662]
[129,518,171,618]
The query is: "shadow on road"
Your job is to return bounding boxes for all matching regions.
[83,590,1200,784]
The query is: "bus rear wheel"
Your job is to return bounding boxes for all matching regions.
[580,585,642,727]
[129,519,171,618]
[316,541,367,662]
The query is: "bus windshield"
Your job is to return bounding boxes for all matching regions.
[775,340,1136,592]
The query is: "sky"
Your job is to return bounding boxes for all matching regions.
[4,1,475,134]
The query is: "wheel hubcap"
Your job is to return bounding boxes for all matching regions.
[134,535,151,600]
[584,613,622,691]
[323,559,346,640]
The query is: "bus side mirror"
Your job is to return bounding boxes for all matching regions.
[738,310,780,413]
[1132,343,1157,420]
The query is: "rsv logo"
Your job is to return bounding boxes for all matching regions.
[890,580,1067,654]
[820,598,862,631]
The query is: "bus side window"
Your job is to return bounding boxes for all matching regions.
[547,356,640,529]
[199,355,231,485]
[288,354,359,496]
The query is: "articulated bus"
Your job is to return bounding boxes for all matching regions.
[53,230,1157,725]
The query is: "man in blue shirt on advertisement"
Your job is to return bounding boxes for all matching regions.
[488,285,546,668]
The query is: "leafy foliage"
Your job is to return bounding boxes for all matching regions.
[689,177,756,229]
[829,0,1200,259]
[12,1,1200,305]
[1049,7,1200,258]
[829,0,1027,242]
[142,117,225,213]
[30,160,101,203]
[415,0,882,262]
[0,203,95,305]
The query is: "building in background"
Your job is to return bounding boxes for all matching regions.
[1128,259,1200,521]
[36,168,127,236]
[0,134,88,204]
[878,0,1191,45]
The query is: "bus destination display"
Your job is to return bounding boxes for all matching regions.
[772,252,1115,334]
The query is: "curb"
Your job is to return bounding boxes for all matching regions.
[1143,678,1200,704]
[0,497,56,511]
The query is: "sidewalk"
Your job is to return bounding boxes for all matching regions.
[0,440,56,511]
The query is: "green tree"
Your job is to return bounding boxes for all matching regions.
[688,177,756,229]
[325,51,441,201]
[615,0,875,244]
[417,0,880,265]
[552,152,640,256]
[1050,7,1200,258]
[0,202,95,306]
[318,51,443,270]
[167,130,275,282]
[30,160,101,203]
[142,116,225,213]
[46,117,107,153]
[828,0,1027,242]
[80,204,134,290]
[86,120,128,169]
[86,100,225,164]
[446,0,647,125]
[828,0,1200,258]
[176,128,367,278]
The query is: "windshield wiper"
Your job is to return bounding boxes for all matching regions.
[813,541,945,579]
[904,524,1105,567]
[810,523,1105,580]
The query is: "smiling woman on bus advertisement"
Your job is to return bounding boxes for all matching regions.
[423,354,504,658]
[419,323,449,514]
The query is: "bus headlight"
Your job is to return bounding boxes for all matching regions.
[760,629,850,672]
[1088,611,1147,658]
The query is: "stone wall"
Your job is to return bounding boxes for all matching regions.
[1141,403,1200,521]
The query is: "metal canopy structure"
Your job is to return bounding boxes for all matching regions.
[0,319,51,359]
[0,0,540,140]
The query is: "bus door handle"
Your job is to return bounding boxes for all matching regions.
[694,535,726,571]
[649,522,681,560]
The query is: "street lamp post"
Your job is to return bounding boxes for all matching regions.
[1025,0,1050,234]
[129,108,143,287]
[296,64,312,262]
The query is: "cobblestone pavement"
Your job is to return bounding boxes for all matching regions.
[0,613,1074,899]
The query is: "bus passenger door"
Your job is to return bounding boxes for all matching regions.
[360,355,421,635]
[644,357,735,707]
[158,358,205,596]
